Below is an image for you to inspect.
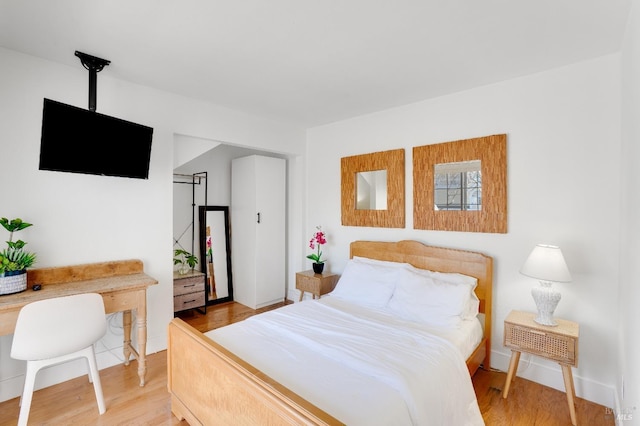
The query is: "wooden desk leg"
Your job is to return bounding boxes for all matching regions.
[299,291,304,302]
[137,294,148,387]
[561,364,577,426]
[122,310,132,366]
[502,350,521,398]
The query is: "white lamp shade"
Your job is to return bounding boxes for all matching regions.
[520,244,572,283]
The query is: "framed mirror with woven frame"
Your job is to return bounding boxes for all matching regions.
[413,134,507,233]
[341,149,405,228]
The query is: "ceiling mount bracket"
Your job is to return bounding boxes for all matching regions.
[75,51,110,112]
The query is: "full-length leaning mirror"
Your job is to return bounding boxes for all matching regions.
[413,134,507,233]
[341,149,405,228]
[199,206,233,305]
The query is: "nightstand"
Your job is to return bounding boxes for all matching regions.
[295,270,339,302]
[173,271,206,314]
[503,310,579,426]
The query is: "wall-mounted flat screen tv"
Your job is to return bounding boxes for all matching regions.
[39,98,153,179]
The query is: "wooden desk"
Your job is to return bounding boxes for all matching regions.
[0,260,157,386]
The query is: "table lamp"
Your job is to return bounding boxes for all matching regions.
[519,244,572,326]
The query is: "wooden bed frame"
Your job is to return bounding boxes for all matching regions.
[167,240,493,425]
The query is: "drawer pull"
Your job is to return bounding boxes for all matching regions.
[183,284,196,288]
[184,299,197,304]
[524,329,546,336]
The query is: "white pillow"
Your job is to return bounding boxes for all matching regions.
[388,267,473,328]
[330,258,400,308]
[354,256,477,287]
[352,256,410,269]
[340,257,480,318]
[405,264,480,319]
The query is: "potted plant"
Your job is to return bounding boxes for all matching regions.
[173,248,198,275]
[0,217,37,295]
[306,226,327,274]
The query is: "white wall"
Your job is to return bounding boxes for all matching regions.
[0,47,305,402]
[306,55,621,407]
[618,0,640,422]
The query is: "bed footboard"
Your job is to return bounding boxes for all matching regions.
[167,318,342,425]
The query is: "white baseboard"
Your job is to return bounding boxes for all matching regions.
[0,374,24,403]
[611,386,638,425]
[0,334,167,403]
[614,386,623,426]
[491,349,615,410]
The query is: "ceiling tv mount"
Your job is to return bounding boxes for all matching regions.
[74,50,110,112]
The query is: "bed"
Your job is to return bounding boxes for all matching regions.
[167,240,493,425]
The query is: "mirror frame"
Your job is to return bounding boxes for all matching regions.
[341,148,405,228]
[413,134,507,233]
[198,205,234,305]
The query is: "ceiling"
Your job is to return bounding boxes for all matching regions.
[0,0,632,127]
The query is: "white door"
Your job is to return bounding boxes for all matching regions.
[231,155,286,309]
[254,156,286,307]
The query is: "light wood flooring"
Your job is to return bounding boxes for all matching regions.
[0,301,614,425]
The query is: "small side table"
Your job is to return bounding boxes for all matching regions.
[502,310,579,426]
[296,270,339,302]
[173,271,206,314]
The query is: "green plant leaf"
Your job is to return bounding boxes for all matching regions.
[173,248,198,269]
[0,247,36,271]
[1,217,33,233]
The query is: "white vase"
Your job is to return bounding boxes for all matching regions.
[0,269,28,295]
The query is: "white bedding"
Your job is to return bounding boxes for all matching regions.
[206,297,484,425]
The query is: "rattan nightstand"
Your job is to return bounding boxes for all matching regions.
[295,270,339,302]
[502,310,579,426]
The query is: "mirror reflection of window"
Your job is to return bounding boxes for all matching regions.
[356,170,387,210]
[434,160,482,211]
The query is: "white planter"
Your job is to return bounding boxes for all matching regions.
[0,270,27,295]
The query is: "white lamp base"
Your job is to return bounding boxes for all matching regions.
[531,281,561,326]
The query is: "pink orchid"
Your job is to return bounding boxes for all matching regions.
[306,226,327,264]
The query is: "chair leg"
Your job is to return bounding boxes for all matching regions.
[84,347,106,414]
[84,356,93,384]
[16,347,106,423]
[17,362,39,426]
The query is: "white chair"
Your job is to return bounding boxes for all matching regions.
[10,293,108,426]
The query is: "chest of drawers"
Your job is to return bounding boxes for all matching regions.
[173,271,205,313]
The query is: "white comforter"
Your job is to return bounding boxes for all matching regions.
[206,297,484,425]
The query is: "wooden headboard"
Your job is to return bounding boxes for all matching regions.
[350,240,493,370]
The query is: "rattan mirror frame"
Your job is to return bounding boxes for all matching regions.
[341,149,405,228]
[413,134,507,233]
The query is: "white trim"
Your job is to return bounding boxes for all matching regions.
[0,335,167,402]
[491,349,615,409]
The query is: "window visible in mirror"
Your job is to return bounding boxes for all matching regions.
[434,160,481,211]
[356,170,387,210]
